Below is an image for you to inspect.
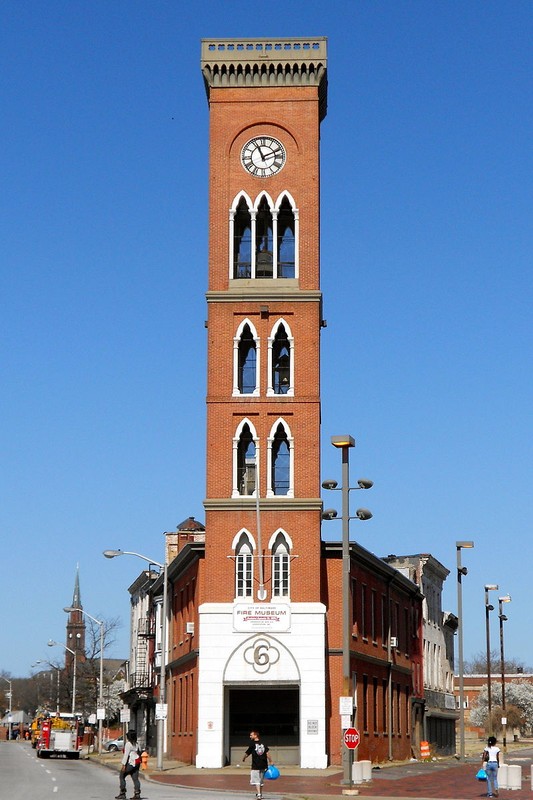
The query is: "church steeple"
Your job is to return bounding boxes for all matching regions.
[65,564,86,668]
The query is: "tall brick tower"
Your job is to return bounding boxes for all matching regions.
[197,37,328,769]
[65,565,85,669]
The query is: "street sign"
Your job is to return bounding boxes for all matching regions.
[344,727,360,750]
[339,696,353,715]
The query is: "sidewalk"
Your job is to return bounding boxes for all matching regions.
[95,745,533,800]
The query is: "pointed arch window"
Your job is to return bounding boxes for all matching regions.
[255,196,274,277]
[230,191,298,280]
[271,531,291,598]
[272,323,290,394]
[233,197,252,278]
[277,196,295,278]
[270,422,291,496]
[234,531,253,598]
[267,320,294,397]
[235,422,257,497]
[236,323,257,394]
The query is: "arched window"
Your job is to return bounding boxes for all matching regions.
[272,322,290,394]
[267,319,294,397]
[235,422,256,497]
[233,197,252,278]
[271,422,290,496]
[255,196,273,277]
[237,323,257,394]
[277,196,295,278]
[234,531,254,598]
[231,191,298,280]
[271,531,291,598]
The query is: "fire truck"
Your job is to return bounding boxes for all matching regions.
[35,713,83,759]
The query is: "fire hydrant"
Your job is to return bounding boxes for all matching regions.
[141,750,149,771]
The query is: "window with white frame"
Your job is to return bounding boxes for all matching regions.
[233,419,258,498]
[230,191,298,280]
[270,530,291,598]
[233,530,254,598]
[267,418,293,497]
[233,195,252,278]
[233,319,259,396]
[268,319,293,396]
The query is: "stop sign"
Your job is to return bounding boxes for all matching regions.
[344,727,360,749]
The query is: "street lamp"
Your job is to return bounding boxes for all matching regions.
[484,584,499,732]
[456,540,474,762]
[103,549,168,771]
[322,434,373,786]
[48,640,76,716]
[498,594,511,753]
[64,606,105,754]
[1,676,13,741]
[32,661,61,712]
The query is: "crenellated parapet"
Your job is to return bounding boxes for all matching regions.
[201,37,327,119]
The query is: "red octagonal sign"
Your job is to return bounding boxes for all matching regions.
[344,727,360,749]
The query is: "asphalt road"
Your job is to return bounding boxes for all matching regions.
[0,741,262,800]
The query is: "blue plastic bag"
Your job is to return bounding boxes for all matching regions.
[265,765,280,780]
[476,768,487,781]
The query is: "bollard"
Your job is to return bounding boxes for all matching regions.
[360,760,372,782]
[507,764,521,790]
[498,763,508,789]
[351,761,363,784]
[141,750,149,771]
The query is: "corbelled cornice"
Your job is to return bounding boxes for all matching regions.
[201,37,327,120]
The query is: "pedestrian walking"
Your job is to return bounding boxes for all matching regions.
[115,729,141,800]
[482,735,500,798]
[243,729,272,800]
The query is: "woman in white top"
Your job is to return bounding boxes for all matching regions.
[482,735,500,798]
[116,729,141,800]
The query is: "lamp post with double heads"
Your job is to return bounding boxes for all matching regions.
[498,594,511,753]
[103,549,168,771]
[484,584,499,732]
[1,676,13,741]
[48,640,77,716]
[64,606,105,754]
[456,540,474,762]
[322,434,373,786]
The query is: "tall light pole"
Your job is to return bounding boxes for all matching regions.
[32,661,61,712]
[64,606,105,754]
[1,676,13,741]
[498,594,511,753]
[322,434,373,786]
[48,640,76,716]
[484,584,499,732]
[103,549,168,771]
[456,540,474,762]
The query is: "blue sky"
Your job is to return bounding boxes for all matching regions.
[2,1,532,680]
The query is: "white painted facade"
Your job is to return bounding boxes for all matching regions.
[196,601,327,769]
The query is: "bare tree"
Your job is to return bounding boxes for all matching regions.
[464,650,532,674]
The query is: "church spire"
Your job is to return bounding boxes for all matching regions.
[65,565,86,669]
[72,562,82,610]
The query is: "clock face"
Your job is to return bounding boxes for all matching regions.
[241,136,286,178]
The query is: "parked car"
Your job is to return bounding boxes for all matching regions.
[105,737,124,752]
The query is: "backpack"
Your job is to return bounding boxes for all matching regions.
[128,747,141,767]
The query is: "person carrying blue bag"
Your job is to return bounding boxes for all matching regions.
[243,729,272,800]
[481,736,500,798]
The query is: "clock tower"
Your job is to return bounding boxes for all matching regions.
[197,37,328,769]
